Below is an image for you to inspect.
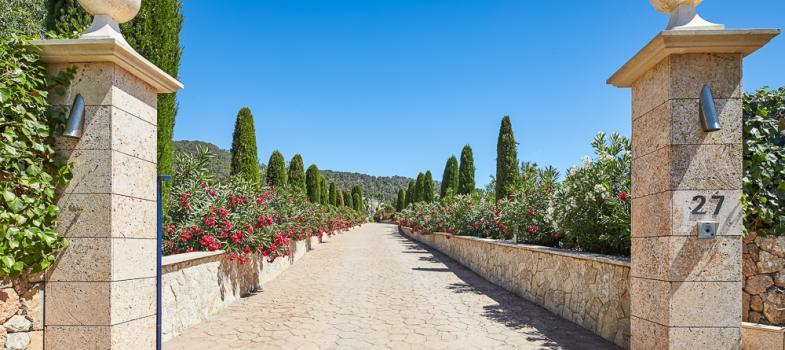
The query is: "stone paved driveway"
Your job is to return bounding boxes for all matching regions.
[164,223,619,350]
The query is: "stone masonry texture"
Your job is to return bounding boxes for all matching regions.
[165,223,620,349]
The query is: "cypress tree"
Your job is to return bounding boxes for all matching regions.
[306,165,320,203]
[230,108,261,183]
[329,182,337,206]
[495,116,519,200]
[344,190,353,209]
[440,156,459,198]
[458,145,475,195]
[336,190,344,207]
[266,150,287,187]
[48,0,184,211]
[288,154,306,193]
[396,189,405,211]
[405,180,415,207]
[352,193,361,212]
[423,171,435,202]
[414,173,425,202]
[351,185,364,211]
[319,176,328,205]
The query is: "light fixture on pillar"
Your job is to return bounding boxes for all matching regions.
[77,0,141,45]
[699,85,721,132]
[63,94,86,139]
[650,0,724,30]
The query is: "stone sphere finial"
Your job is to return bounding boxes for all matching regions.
[649,0,724,30]
[77,0,141,44]
[77,0,141,24]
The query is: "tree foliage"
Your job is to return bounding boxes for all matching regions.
[1,0,46,35]
[352,185,364,212]
[329,182,337,206]
[306,165,320,203]
[743,87,785,236]
[405,180,415,207]
[458,145,475,195]
[414,173,425,203]
[288,154,306,193]
[319,176,328,205]
[396,189,406,212]
[266,150,287,188]
[440,156,459,199]
[230,108,261,183]
[424,171,435,203]
[496,116,519,201]
[344,189,353,209]
[0,34,74,276]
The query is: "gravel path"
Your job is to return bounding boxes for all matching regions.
[164,223,619,350]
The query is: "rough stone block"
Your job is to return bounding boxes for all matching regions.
[112,151,157,200]
[112,107,156,163]
[45,325,110,350]
[631,237,669,280]
[47,238,111,282]
[111,315,155,350]
[668,54,742,100]
[670,144,742,191]
[58,149,112,195]
[111,239,156,280]
[671,190,743,236]
[631,277,669,325]
[670,281,741,327]
[632,58,670,119]
[631,190,672,237]
[46,63,114,106]
[111,278,155,325]
[667,236,741,281]
[671,98,742,145]
[632,147,670,198]
[45,282,110,325]
[631,316,668,350]
[632,102,670,159]
[112,195,156,239]
[668,326,740,350]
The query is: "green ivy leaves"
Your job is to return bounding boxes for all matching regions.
[0,34,73,277]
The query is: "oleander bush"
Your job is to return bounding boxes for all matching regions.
[742,87,785,236]
[163,148,364,262]
[0,34,74,276]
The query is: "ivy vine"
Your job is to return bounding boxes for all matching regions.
[0,33,74,276]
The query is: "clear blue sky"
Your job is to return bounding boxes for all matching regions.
[174,0,784,186]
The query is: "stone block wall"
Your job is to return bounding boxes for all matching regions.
[400,227,631,348]
[743,233,785,325]
[162,230,347,342]
[0,277,43,350]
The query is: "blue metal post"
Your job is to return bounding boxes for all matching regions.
[156,175,170,350]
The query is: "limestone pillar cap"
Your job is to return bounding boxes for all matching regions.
[32,37,183,93]
[608,29,779,88]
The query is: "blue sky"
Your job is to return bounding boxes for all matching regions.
[174,0,784,186]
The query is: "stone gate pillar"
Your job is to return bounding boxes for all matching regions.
[31,3,182,349]
[608,2,778,349]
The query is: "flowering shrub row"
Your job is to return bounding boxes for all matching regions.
[397,132,632,256]
[163,148,365,263]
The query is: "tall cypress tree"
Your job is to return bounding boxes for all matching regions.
[352,193,361,212]
[48,0,184,211]
[319,176,328,205]
[458,145,475,195]
[230,108,260,183]
[424,171,435,203]
[288,154,306,193]
[336,190,344,207]
[344,190,353,209]
[396,189,405,211]
[266,150,287,187]
[440,156,459,198]
[405,180,416,207]
[496,116,519,200]
[414,173,425,203]
[329,182,337,206]
[306,165,320,203]
[351,185,364,211]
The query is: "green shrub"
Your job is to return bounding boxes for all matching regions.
[496,116,519,201]
[440,156,459,199]
[0,34,73,276]
[2,0,46,35]
[230,107,260,184]
[550,132,631,256]
[328,182,337,206]
[743,87,785,236]
[396,189,405,212]
[306,164,320,203]
[266,150,287,187]
[458,145,475,194]
[423,171,435,203]
[287,154,306,193]
[498,163,560,246]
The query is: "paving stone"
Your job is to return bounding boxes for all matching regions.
[164,224,619,349]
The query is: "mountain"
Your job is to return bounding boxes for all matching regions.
[173,140,411,204]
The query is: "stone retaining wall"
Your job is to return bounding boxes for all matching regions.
[162,229,348,342]
[743,233,785,325]
[400,227,631,349]
[0,277,43,350]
